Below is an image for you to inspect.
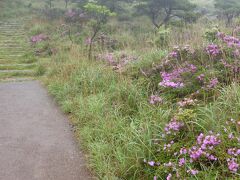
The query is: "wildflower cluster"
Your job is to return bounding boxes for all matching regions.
[146,114,240,179]
[217,32,240,58]
[206,44,221,56]
[177,98,197,107]
[30,34,49,44]
[97,52,137,71]
[217,32,240,48]
[65,9,77,18]
[159,64,197,88]
[164,118,184,135]
[149,95,163,105]
[168,45,194,59]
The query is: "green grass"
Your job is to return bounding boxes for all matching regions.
[42,46,240,179]
[45,56,167,179]
[2,0,240,179]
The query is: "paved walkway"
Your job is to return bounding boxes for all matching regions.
[0,81,92,180]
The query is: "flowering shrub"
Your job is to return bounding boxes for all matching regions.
[97,52,138,71]
[65,9,77,18]
[30,34,49,44]
[142,29,240,179]
[206,44,221,56]
[159,64,197,89]
[149,95,163,105]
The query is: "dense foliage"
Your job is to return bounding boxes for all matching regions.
[1,0,240,179]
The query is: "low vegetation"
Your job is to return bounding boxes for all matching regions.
[1,0,240,179]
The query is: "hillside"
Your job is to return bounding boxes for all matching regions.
[1,0,240,179]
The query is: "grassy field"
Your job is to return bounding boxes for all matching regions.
[1,0,240,179]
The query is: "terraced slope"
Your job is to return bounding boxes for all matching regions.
[0,20,36,81]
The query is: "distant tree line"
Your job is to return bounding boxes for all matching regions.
[45,0,240,27]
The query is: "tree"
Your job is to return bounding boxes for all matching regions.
[64,0,70,8]
[215,0,240,25]
[98,0,134,13]
[84,1,116,59]
[71,0,88,8]
[136,0,197,28]
[45,0,54,8]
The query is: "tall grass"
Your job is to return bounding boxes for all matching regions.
[21,2,240,178]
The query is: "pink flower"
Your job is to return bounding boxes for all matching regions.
[228,148,240,157]
[197,133,204,145]
[148,161,155,167]
[206,154,217,161]
[166,173,172,180]
[31,34,49,44]
[164,118,184,134]
[164,162,174,167]
[65,9,77,18]
[187,169,199,175]
[233,49,240,57]
[180,148,187,155]
[206,44,220,56]
[159,64,197,89]
[149,95,163,105]
[188,64,197,73]
[178,98,196,107]
[207,78,218,89]
[189,147,204,160]
[228,133,234,140]
[227,158,239,172]
[197,74,205,81]
[179,158,186,167]
[169,51,178,58]
[159,80,184,88]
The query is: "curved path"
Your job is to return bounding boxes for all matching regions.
[0,81,92,180]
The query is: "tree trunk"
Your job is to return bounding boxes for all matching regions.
[151,8,172,29]
[88,28,99,60]
[65,1,68,9]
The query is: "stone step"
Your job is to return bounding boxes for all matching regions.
[0,34,26,38]
[0,63,36,70]
[0,58,36,64]
[0,55,24,58]
[0,45,26,48]
[0,47,26,51]
[0,25,22,27]
[0,69,34,73]
[0,27,23,29]
[0,22,22,24]
[0,47,26,50]
[0,38,26,41]
[0,52,25,55]
[0,50,27,53]
[0,31,25,34]
[0,29,24,32]
[0,41,26,44]
[0,25,23,27]
[0,53,26,56]
[0,71,35,80]
[0,36,26,39]
[0,30,24,33]
[0,20,36,80]
[0,46,26,49]
[0,23,21,25]
[0,48,26,51]
[0,27,24,29]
